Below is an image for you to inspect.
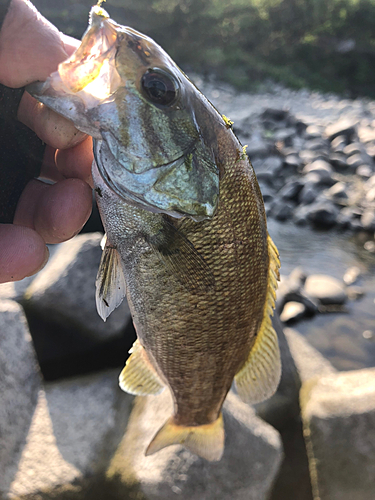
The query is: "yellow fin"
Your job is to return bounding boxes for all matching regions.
[235,234,281,404]
[146,413,224,462]
[95,236,127,322]
[119,340,165,396]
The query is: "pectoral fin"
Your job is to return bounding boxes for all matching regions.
[235,235,281,404]
[119,340,165,396]
[146,217,215,292]
[95,235,127,321]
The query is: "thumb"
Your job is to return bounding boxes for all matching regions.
[0,0,71,87]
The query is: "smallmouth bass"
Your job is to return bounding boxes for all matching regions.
[28,5,281,461]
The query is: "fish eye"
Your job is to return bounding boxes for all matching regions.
[141,69,177,106]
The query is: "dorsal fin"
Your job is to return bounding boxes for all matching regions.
[119,340,165,396]
[235,234,281,404]
[95,234,127,321]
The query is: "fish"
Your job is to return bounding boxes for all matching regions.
[28,4,281,462]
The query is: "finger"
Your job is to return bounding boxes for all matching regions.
[15,178,92,245]
[0,0,72,87]
[55,137,94,187]
[40,146,65,182]
[0,224,49,283]
[17,92,87,150]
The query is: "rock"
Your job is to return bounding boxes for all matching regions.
[108,390,283,500]
[304,139,328,152]
[302,160,333,181]
[300,368,375,500]
[364,240,375,253]
[23,233,132,343]
[0,301,41,495]
[280,302,306,323]
[347,153,369,170]
[273,128,296,145]
[246,135,271,158]
[258,155,283,174]
[361,208,375,231]
[271,200,295,221]
[304,274,347,305]
[298,201,339,228]
[4,370,133,499]
[329,152,348,170]
[365,186,375,202]
[356,164,373,179]
[284,328,336,383]
[276,268,318,318]
[343,266,361,286]
[343,142,363,156]
[305,125,323,140]
[330,135,347,152]
[259,184,274,202]
[283,154,302,171]
[326,181,349,202]
[278,180,304,201]
[261,107,289,121]
[325,119,356,142]
[299,183,318,205]
[346,286,365,300]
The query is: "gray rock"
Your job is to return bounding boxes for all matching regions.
[326,181,349,202]
[300,368,375,500]
[325,119,356,142]
[329,152,348,170]
[259,156,283,173]
[271,200,295,221]
[280,302,306,323]
[284,328,336,383]
[361,208,375,231]
[347,153,370,170]
[109,390,283,500]
[278,180,304,201]
[365,186,375,202]
[273,128,296,145]
[297,201,339,227]
[23,233,131,342]
[246,135,271,158]
[259,184,274,203]
[4,370,133,499]
[356,164,373,179]
[283,154,302,171]
[304,274,347,305]
[305,125,323,140]
[261,108,289,121]
[343,142,363,156]
[0,301,41,496]
[330,135,347,152]
[304,139,328,152]
[299,183,318,205]
[302,160,333,182]
[343,266,361,286]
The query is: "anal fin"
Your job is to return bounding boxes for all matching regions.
[235,234,281,404]
[119,340,165,396]
[95,234,127,321]
[146,413,224,462]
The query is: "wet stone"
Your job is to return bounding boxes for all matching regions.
[280,302,306,323]
[330,135,347,152]
[271,200,295,221]
[356,165,373,179]
[304,274,347,305]
[278,180,304,201]
[347,153,369,170]
[304,125,323,140]
[329,153,348,170]
[261,107,289,121]
[304,139,329,152]
[361,209,375,231]
[299,183,318,205]
[325,119,356,142]
[326,182,349,202]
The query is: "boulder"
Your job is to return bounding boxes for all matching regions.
[271,200,294,221]
[278,180,304,201]
[297,201,339,228]
[108,390,283,500]
[280,301,306,323]
[300,368,375,500]
[0,300,41,496]
[325,119,356,142]
[326,181,349,202]
[304,274,347,305]
[5,370,133,499]
[361,209,375,231]
[302,160,333,184]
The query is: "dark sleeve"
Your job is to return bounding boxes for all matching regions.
[0,0,46,224]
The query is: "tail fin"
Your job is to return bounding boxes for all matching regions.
[145,413,224,462]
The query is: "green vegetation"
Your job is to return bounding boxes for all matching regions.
[33,0,375,97]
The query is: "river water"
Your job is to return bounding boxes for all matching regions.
[268,220,375,370]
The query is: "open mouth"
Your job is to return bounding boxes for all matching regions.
[50,6,121,107]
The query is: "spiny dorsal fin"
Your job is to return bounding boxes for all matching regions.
[95,235,127,321]
[119,340,165,396]
[146,413,224,462]
[235,234,281,404]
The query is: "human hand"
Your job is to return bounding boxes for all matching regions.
[0,0,94,283]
